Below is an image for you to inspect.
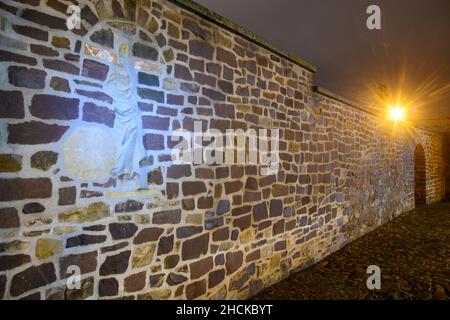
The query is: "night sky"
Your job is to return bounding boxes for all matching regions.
[193,0,450,128]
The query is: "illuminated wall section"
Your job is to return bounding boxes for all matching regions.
[0,0,447,300]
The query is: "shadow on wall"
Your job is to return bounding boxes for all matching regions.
[414,144,426,206]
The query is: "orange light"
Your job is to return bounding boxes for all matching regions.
[389,106,405,121]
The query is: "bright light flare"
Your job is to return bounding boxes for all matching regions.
[388,106,405,121]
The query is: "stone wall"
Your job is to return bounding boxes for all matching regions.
[416,130,447,204]
[0,0,447,300]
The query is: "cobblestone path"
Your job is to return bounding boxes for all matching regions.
[253,201,450,300]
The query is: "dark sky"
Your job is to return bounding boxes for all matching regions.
[193,0,450,127]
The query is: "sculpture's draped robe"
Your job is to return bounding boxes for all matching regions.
[105,66,145,180]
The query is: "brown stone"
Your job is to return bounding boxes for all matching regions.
[167,94,184,105]
[212,227,229,241]
[195,168,214,179]
[259,175,277,188]
[216,47,237,68]
[100,250,131,276]
[0,90,24,119]
[232,205,251,216]
[182,181,207,196]
[226,251,243,275]
[59,251,97,278]
[133,227,164,244]
[124,271,146,292]
[30,94,78,120]
[90,28,114,48]
[164,255,180,269]
[58,186,76,206]
[270,199,283,217]
[157,235,174,255]
[22,202,45,214]
[0,178,52,201]
[198,196,213,209]
[166,183,179,199]
[100,242,128,254]
[82,59,109,81]
[246,249,260,263]
[21,8,68,30]
[12,24,48,41]
[153,209,181,224]
[245,177,258,190]
[109,223,138,240]
[142,115,170,131]
[98,278,118,297]
[167,164,192,179]
[181,233,209,260]
[132,42,158,61]
[149,273,165,288]
[214,103,235,119]
[82,225,105,232]
[138,88,164,103]
[186,279,206,299]
[174,64,193,81]
[50,76,70,92]
[8,121,68,145]
[0,49,37,66]
[218,80,233,94]
[272,184,289,197]
[208,269,225,288]
[253,202,268,221]
[272,219,285,236]
[166,273,188,285]
[143,133,165,150]
[189,40,214,59]
[30,44,59,56]
[203,87,226,101]
[176,226,203,239]
[182,199,195,211]
[190,256,213,280]
[225,180,243,194]
[43,59,79,75]
[82,102,115,127]
[76,89,112,104]
[66,234,106,248]
[0,254,30,271]
[115,200,144,213]
[9,66,45,89]
[183,19,211,40]
[81,4,98,25]
[10,262,56,297]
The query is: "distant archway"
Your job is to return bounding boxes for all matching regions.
[414,144,427,206]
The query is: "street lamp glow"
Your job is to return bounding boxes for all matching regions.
[389,106,405,121]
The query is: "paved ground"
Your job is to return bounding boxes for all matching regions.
[253,201,450,300]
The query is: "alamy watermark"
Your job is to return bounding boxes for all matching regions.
[169,121,280,175]
[366,5,381,30]
[66,5,81,30]
[366,265,381,290]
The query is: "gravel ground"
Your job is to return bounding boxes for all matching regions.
[253,201,450,300]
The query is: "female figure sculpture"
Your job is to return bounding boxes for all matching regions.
[105,42,147,189]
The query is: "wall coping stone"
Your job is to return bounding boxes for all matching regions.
[167,0,317,73]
